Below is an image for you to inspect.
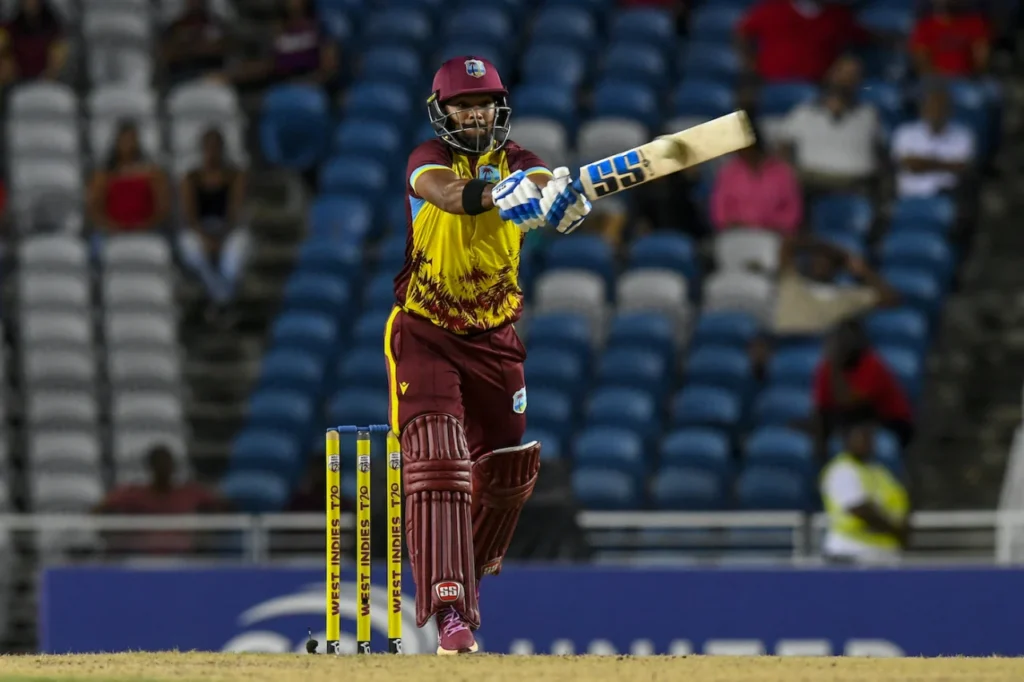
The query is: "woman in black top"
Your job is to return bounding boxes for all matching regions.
[177,128,248,321]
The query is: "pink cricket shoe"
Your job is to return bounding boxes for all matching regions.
[436,607,479,655]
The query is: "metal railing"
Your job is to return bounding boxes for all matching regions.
[0,509,1020,565]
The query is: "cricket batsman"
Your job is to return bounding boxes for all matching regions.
[383,56,591,654]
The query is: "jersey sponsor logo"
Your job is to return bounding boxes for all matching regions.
[434,581,463,603]
[399,382,409,395]
[478,164,501,183]
[465,59,486,78]
[512,387,527,414]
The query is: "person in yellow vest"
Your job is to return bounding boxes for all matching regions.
[820,418,910,564]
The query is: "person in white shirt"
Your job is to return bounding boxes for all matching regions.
[778,56,882,193]
[820,419,910,565]
[891,86,976,198]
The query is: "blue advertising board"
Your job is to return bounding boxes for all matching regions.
[40,565,1024,656]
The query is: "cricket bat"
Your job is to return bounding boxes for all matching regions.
[573,111,756,200]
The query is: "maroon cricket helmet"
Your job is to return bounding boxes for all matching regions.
[427,56,511,156]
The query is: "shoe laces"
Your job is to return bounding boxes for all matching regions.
[440,608,469,637]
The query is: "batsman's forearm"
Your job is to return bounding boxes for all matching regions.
[437,179,494,214]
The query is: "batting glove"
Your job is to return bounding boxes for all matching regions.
[493,170,546,233]
[539,167,592,235]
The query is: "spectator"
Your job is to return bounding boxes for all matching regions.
[777,56,882,193]
[160,0,227,85]
[774,235,900,336]
[87,121,171,240]
[749,333,772,383]
[737,0,868,83]
[94,445,230,555]
[813,319,915,453]
[891,85,976,199]
[710,134,803,236]
[820,417,909,565]
[910,0,991,78]
[177,128,250,320]
[0,0,68,87]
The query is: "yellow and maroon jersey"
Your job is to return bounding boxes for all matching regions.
[393,138,551,334]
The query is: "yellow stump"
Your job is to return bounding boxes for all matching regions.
[324,429,341,655]
[386,430,403,653]
[355,430,372,654]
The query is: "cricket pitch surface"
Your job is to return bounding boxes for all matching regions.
[1,653,1023,682]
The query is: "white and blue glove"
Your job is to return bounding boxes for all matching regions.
[539,167,592,234]
[493,170,545,233]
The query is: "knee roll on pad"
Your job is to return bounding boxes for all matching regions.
[401,413,479,628]
[472,440,541,579]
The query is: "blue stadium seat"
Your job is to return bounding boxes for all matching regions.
[338,347,388,394]
[361,8,433,50]
[860,79,905,128]
[627,231,697,282]
[596,348,669,399]
[880,232,953,284]
[327,389,390,429]
[601,42,668,87]
[526,312,594,366]
[882,268,941,317]
[659,428,732,478]
[270,313,339,357]
[857,5,914,35]
[520,44,586,88]
[532,8,597,52]
[363,272,398,312]
[258,349,325,394]
[752,387,813,427]
[573,426,645,483]
[758,82,818,117]
[377,233,407,273]
[229,429,302,477]
[691,311,759,349]
[443,7,511,45]
[651,467,725,510]
[609,8,675,52]
[606,312,675,365]
[585,387,658,442]
[316,0,357,39]
[353,310,392,345]
[260,85,330,170]
[342,82,413,122]
[524,347,586,400]
[684,347,752,394]
[221,471,291,513]
[522,426,563,461]
[876,345,922,398]
[281,273,350,318]
[512,83,577,130]
[545,234,614,285]
[307,196,373,243]
[745,427,815,477]
[332,120,403,162]
[357,46,422,89]
[525,388,574,440]
[858,44,909,82]
[670,386,742,431]
[767,346,822,389]
[543,0,612,11]
[246,390,315,435]
[572,468,640,510]
[673,80,734,119]
[296,242,361,290]
[592,80,658,129]
[865,308,928,353]
[681,42,742,84]
[736,466,808,510]
[811,194,874,238]
[319,155,388,199]
[690,4,744,41]
[890,195,956,236]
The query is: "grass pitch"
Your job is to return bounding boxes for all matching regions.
[0,652,1022,682]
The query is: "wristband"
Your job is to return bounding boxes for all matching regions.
[462,179,490,216]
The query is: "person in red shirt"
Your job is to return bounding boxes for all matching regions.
[87,121,171,238]
[737,0,869,83]
[910,0,991,77]
[812,319,914,459]
[0,0,67,86]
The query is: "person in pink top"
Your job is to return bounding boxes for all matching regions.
[710,135,803,235]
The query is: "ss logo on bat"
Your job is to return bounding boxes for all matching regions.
[587,150,648,198]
